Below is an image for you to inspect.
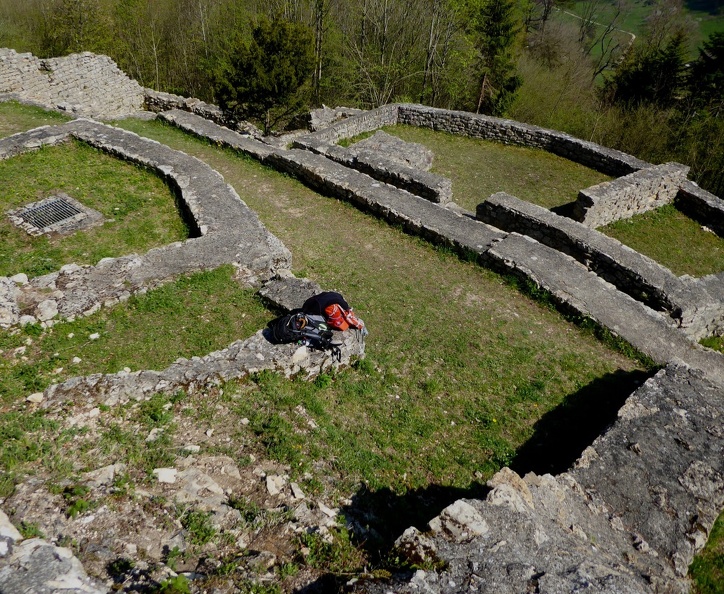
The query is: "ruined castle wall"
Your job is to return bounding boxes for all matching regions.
[477,192,724,340]
[676,179,724,238]
[572,162,690,227]
[296,104,399,145]
[396,104,650,177]
[0,120,291,330]
[0,49,144,118]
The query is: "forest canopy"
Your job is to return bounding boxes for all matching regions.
[0,0,722,194]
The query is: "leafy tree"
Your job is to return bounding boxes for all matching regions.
[214,16,314,134]
[470,0,521,115]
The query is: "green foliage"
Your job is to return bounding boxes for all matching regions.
[18,521,45,539]
[63,484,93,518]
[180,509,218,546]
[690,511,724,594]
[215,16,314,134]
[469,0,522,115]
[139,393,175,427]
[156,575,191,594]
[299,526,366,573]
[604,31,688,108]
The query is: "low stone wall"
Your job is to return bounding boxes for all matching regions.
[130,109,724,594]
[0,119,291,329]
[0,49,144,118]
[676,180,724,238]
[38,274,365,410]
[477,192,724,339]
[296,104,399,145]
[161,110,724,387]
[295,141,453,204]
[397,104,650,177]
[572,162,690,227]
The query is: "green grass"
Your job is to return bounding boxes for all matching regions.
[0,100,70,138]
[0,139,188,277]
[0,265,274,402]
[599,204,724,277]
[376,125,611,211]
[6,105,717,588]
[112,117,645,490]
[566,0,724,58]
[690,512,724,594]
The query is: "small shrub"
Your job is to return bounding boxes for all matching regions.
[18,521,44,539]
[180,509,217,546]
[299,526,365,574]
[163,546,184,571]
[156,575,190,594]
[63,484,92,518]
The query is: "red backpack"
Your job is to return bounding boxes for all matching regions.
[302,292,366,333]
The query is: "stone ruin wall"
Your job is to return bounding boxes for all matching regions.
[0,49,144,118]
[477,192,724,340]
[1,51,724,593]
[573,162,691,227]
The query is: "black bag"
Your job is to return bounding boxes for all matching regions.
[267,312,342,360]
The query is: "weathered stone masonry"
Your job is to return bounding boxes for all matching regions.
[477,192,724,340]
[0,120,291,329]
[0,49,144,118]
[158,107,724,593]
[2,51,724,593]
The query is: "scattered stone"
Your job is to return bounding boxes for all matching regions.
[10,273,28,285]
[394,527,438,566]
[36,299,58,322]
[0,539,107,594]
[152,468,178,484]
[266,475,287,496]
[146,428,163,442]
[318,502,337,518]
[26,392,44,404]
[183,444,201,454]
[0,510,22,543]
[19,315,36,326]
[72,357,82,364]
[428,500,489,543]
[290,482,305,500]
[89,333,100,340]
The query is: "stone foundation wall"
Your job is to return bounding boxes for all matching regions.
[572,162,690,227]
[676,180,724,238]
[477,192,724,339]
[0,119,291,330]
[0,49,144,118]
[296,104,399,145]
[396,104,650,177]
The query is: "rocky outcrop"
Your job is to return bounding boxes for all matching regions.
[356,365,724,594]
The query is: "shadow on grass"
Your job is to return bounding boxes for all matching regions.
[510,368,653,476]
[300,368,653,592]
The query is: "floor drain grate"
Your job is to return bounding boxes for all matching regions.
[18,197,83,229]
[7,194,104,237]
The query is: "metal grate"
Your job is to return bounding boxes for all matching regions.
[18,197,82,230]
